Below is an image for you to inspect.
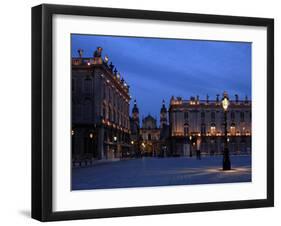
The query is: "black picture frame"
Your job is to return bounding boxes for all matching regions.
[32,4,274,222]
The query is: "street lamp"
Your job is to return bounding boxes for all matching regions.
[221,91,231,170]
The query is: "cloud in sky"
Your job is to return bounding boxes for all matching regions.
[72,34,251,124]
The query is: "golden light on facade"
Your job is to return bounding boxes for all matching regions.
[113,136,117,142]
[131,141,134,145]
[222,92,230,111]
[210,126,216,135]
[89,133,93,139]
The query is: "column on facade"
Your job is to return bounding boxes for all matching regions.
[97,125,105,159]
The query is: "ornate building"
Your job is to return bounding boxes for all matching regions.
[169,93,251,156]
[139,115,160,156]
[72,47,131,162]
[130,100,170,157]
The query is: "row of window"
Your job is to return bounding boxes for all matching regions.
[183,110,250,122]
[103,83,129,114]
[72,78,93,94]
[102,106,130,129]
[183,123,250,136]
[142,133,159,141]
[73,78,129,115]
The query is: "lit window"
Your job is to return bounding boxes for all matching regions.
[230,123,236,135]
[210,123,216,135]
[184,123,189,135]
[184,112,189,120]
[201,123,206,135]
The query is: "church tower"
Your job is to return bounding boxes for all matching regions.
[132,99,140,127]
[160,100,168,128]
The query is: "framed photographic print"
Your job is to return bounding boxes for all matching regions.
[32,4,274,221]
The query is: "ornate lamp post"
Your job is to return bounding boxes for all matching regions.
[221,92,231,170]
[189,135,193,157]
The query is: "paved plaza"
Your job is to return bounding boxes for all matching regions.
[72,155,251,190]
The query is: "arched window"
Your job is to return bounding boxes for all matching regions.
[108,107,112,121]
[230,123,236,135]
[201,123,206,135]
[84,78,92,94]
[102,104,106,119]
[211,112,216,122]
[201,111,205,119]
[231,111,235,121]
[184,123,189,135]
[83,98,92,121]
[210,123,216,135]
[240,112,245,122]
[184,112,189,120]
[113,110,116,122]
[148,134,151,141]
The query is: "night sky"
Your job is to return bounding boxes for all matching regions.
[71,34,251,124]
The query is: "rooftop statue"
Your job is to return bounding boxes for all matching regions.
[78,48,83,58]
[93,47,103,58]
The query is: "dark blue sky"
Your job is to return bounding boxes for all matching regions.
[72,34,251,124]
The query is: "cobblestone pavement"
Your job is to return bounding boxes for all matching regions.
[72,155,251,190]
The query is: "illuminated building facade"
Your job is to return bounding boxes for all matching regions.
[169,94,251,156]
[140,115,160,156]
[129,100,169,157]
[71,47,131,162]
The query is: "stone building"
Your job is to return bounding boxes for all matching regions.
[134,100,170,157]
[169,93,251,156]
[71,47,131,162]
